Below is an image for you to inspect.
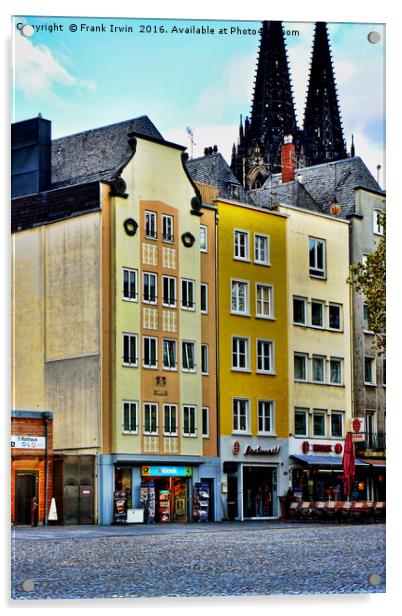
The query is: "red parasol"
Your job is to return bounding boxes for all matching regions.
[342,432,355,498]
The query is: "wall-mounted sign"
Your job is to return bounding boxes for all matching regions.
[141,466,192,477]
[302,441,343,454]
[244,445,281,456]
[11,435,46,450]
[350,418,365,441]
[233,441,240,455]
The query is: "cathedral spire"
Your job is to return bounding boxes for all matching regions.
[303,22,347,166]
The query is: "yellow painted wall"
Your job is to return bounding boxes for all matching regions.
[216,200,289,439]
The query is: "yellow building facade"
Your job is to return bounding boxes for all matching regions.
[215,198,289,520]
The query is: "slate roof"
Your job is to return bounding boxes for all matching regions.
[186,153,251,203]
[249,179,322,213]
[51,116,163,188]
[251,156,384,218]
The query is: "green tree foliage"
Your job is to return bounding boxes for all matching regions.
[348,211,386,352]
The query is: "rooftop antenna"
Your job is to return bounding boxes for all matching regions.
[186,127,196,159]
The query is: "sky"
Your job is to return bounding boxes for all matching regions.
[12,15,385,185]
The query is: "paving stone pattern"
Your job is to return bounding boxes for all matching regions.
[11,523,385,600]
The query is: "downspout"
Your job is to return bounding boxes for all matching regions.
[43,412,51,525]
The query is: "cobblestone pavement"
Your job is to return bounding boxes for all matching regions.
[11,522,385,600]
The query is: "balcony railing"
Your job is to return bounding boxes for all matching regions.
[355,431,386,453]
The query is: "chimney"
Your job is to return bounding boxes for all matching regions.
[11,115,51,198]
[281,135,296,184]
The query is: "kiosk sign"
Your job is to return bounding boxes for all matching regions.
[142,466,192,477]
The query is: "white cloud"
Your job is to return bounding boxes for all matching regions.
[13,35,97,104]
[164,124,238,164]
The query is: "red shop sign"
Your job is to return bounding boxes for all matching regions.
[301,441,343,454]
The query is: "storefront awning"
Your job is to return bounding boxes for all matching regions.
[361,458,386,467]
[290,454,370,467]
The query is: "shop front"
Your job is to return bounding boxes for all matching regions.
[220,436,289,521]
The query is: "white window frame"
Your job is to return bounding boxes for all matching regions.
[293,296,307,325]
[363,304,374,333]
[182,340,196,372]
[328,303,342,331]
[122,267,138,302]
[330,357,343,385]
[162,338,177,371]
[313,410,326,437]
[254,233,270,265]
[233,229,250,261]
[182,404,197,437]
[373,210,384,236]
[311,299,325,328]
[143,272,157,304]
[364,356,376,385]
[202,406,209,438]
[201,344,209,375]
[312,355,326,383]
[200,283,208,314]
[122,332,138,367]
[145,210,157,240]
[231,278,249,316]
[309,237,326,279]
[232,336,250,372]
[256,339,275,374]
[163,403,178,436]
[143,402,158,435]
[162,214,174,243]
[143,336,158,369]
[294,408,308,437]
[181,278,195,311]
[256,283,274,319]
[232,398,250,434]
[330,411,344,438]
[200,225,208,252]
[294,353,308,382]
[257,399,275,435]
[122,400,138,434]
[162,275,176,308]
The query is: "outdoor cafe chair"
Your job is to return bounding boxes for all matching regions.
[341,500,353,523]
[288,501,301,521]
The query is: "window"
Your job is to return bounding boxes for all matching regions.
[331,412,344,438]
[330,358,343,385]
[200,283,208,314]
[254,234,269,265]
[143,336,158,368]
[181,279,195,310]
[256,284,273,318]
[329,303,342,330]
[163,404,177,435]
[313,411,326,436]
[182,341,196,372]
[294,408,308,437]
[162,339,177,370]
[256,339,274,374]
[311,300,324,327]
[294,353,307,381]
[231,280,249,315]
[143,272,157,304]
[233,398,249,433]
[183,405,196,436]
[201,344,209,375]
[200,225,208,252]
[312,356,325,382]
[363,304,371,331]
[293,297,307,325]
[122,333,138,367]
[364,357,376,385]
[309,237,326,278]
[145,211,157,239]
[234,229,249,260]
[202,407,209,438]
[373,210,384,235]
[122,268,138,301]
[162,215,174,242]
[232,337,249,371]
[122,401,138,434]
[258,400,274,434]
[162,276,176,307]
[144,402,158,435]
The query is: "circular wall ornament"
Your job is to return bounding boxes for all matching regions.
[181,232,195,247]
[123,218,138,236]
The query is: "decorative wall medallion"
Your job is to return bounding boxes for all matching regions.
[181,232,195,247]
[123,218,138,236]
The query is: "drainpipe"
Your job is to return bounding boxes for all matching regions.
[43,412,51,525]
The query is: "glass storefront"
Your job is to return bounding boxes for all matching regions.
[140,476,189,522]
[242,465,278,518]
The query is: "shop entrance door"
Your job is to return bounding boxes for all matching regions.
[15,472,38,525]
[242,466,277,518]
[227,476,238,520]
